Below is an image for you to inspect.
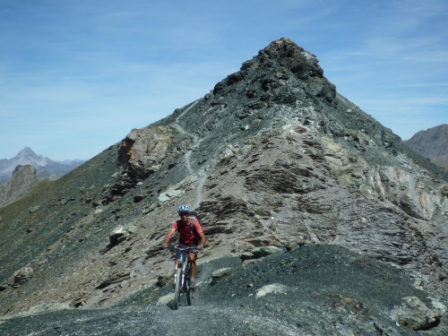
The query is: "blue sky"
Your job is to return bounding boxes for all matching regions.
[1,0,447,161]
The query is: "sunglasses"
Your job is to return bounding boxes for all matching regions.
[179,212,190,216]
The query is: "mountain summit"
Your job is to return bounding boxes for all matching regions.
[0,39,447,335]
[0,147,49,181]
[0,147,84,185]
[16,147,46,161]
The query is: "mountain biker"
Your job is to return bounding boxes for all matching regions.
[162,204,206,288]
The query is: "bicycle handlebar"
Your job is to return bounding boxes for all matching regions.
[169,245,199,253]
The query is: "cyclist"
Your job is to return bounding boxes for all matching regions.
[162,204,206,288]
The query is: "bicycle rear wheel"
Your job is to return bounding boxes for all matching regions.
[173,268,182,310]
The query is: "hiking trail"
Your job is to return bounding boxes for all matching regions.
[172,100,208,209]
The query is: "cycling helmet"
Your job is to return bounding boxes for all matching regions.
[177,204,190,213]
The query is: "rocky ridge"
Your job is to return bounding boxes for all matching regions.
[0,38,447,335]
[405,124,448,170]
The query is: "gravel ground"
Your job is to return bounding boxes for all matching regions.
[1,244,447,335]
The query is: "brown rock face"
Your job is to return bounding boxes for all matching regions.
[117,126,173,179]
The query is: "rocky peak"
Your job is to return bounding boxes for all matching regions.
[212,37,335,106]
[108,37,448,298]
[0,148,85,186]
[17,147,37,158]
[14,147,49,167]
[0,39,447,335]
[0,147,49,180]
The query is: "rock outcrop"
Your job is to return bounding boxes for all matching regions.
[0,165,37,207]
[117,126,173,180]
[0,38,447,335]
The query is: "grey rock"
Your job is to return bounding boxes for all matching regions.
[96,271,131,289]
[251,246,283,258]
[255,283,289,298]
[441,185,448,197]
[28,206,40,213]
[133,195,145,202]
[13,267,34,285]
[60,198,74,205]
[109,224,137,246]
[395,296,442,330]
[158,189,182,203]
[240,252,254,261]
[27,302,72,315]
[211,267,234,281]
[241,247,284,261]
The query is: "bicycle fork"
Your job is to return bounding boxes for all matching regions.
[174,261,188,291]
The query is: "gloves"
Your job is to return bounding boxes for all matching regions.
[162,243,169,249]
[197,244,204,250]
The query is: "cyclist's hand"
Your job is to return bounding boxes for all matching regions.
[162,243,169,249]
[197,244,203,250]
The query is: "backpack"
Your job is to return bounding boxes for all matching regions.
[188,210,201,244]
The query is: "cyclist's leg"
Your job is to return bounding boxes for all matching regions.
[175,248,182,265]
[188,252,197,280]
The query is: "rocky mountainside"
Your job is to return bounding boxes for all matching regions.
[0,38,447,335]
[405,124,448,170]
[0,147,84,185]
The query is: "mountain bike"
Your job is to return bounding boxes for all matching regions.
[169,245,198,310]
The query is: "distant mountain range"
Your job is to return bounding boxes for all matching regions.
[405,124,448,170]
[0,147,85,185]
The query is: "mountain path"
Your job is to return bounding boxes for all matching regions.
[171,100,208,209]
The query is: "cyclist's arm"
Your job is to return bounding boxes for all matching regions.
[197,231,206,247]
[162,227,177,246]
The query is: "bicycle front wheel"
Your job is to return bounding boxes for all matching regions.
[187,287,194,305]
[173,268,182,310]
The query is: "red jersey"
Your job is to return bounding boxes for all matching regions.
[171,217,203,244]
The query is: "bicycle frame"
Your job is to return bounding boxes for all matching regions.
[170,246,198,309]
[177,248,191,289]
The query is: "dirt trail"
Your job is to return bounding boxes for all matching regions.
[171,100,208,209]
